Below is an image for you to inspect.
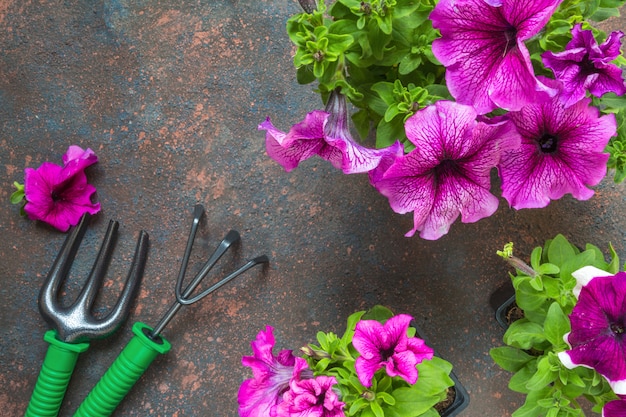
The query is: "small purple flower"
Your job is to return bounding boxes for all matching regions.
[430,0,560,114]
[498,82,616,209]
[557,266,626,396]
[542,24,626,108]
[259,90,403,174]
[603,397,626,417]
[352,314,434,387]
[238,326,311,417]
[275,376,345,417]
[370,101,520,240]
[24,145,101,232]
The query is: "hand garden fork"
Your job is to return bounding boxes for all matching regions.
[73,204,268,417]
[24,214,149,417]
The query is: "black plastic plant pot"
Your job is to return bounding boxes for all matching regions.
[441,371,470,417]
[412,322,470,416]
[489,282,517,330]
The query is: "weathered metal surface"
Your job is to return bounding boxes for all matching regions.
[1,2,625,416]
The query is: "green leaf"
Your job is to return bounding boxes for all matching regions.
[525,356,557,391]
[385,356,453,417]
[514,280,548,312]
[512,386,552,417]
[590,7,620,21]
[342,310,366,345]
[546,234,575,267]
[296,65,316,84]
[607,243,620,274]
[10,187,25,205]
[377,391,396,406]
[509,363,537,393]
[490,346,535,372]
[543,302,570,348]
[530,246,543,270]
[375,118,406,148]
[362,305,394,322]
[529,275,544,291]
[504,320,546,350]
[536,263,559,276]
[371,399,384,417]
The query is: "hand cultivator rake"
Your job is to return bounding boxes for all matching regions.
[25,214,149,417]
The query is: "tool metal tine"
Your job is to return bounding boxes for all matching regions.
[176,255,269,305]
[74,219,119,311]
[90,228,149,336]
[40,213,91,305]
[38,214,150,343]
[174,229,240,304]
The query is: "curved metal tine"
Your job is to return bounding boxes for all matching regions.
[148,228,240,339]
[85,229,150,339]
[39,214,91,325]
[175,204,205,291]
[174,229,241,304]
[74,219,119,314]
[177,255,269,305]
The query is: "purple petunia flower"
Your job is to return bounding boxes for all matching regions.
[542,24,626,108]
[352,314,434,387]
[498,81,616,209]
[430,0,560,114]
[557,266,626,396]
[603,397,626,417]
[238,326,312,417]
[370,100,520,240]
[24,145,101,232]
[259,90,403,174]
[275,375,345,417]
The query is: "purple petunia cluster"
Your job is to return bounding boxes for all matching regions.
[238,315,433,417]
[260,0,624,240]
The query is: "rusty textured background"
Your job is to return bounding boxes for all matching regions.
[1,1,625,416]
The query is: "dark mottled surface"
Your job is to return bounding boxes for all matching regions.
[1,2,625,416]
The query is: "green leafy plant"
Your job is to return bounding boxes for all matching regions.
[491,235,622,416]
[306,305,457,417]
[238,305,464,417]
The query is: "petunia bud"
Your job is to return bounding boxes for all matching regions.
[361,390,376,401]
[324,88,349,140]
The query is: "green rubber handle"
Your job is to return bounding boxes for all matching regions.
[25,330,89,417]
[73,322,171,417]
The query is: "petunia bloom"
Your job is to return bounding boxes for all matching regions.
[430,0,560,114]
[352,314,434,387]
[603,397,626,417]
[557,266,626,396]
[542,24,626,108]
[259,89,403,174]
[498,81,616,209]
[24,145,101,232]
[275,375,345,417]
[238,326,312,417]
[370,100,520,239]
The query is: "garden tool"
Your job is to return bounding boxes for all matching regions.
[73,204,269,417]
[25,214,149,417]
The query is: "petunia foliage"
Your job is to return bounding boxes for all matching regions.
[490,235,623,417]
[239,305,460,417]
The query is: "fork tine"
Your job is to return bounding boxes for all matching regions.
[94,229,149,336]
[39,214,91,325]
[74,220,119,312]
